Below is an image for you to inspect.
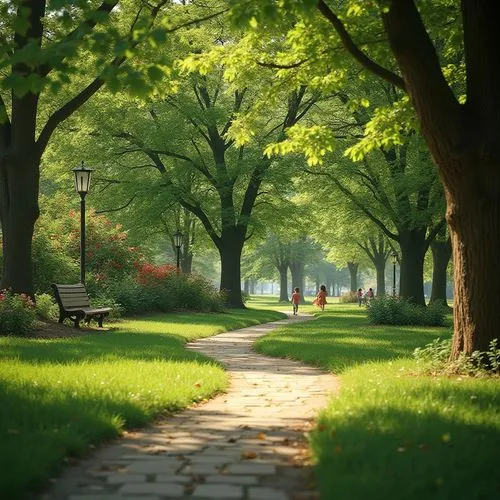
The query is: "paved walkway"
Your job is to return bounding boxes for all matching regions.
[43,313,339,500]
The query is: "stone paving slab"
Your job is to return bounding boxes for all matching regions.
[41,313,339,500]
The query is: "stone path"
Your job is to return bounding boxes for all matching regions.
[43,313,339,500]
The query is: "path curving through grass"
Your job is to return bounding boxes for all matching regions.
[0,308,283,498]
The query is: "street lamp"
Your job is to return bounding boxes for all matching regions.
[391,251,398,296]
[173,230,183,271]
[73,161,93,284]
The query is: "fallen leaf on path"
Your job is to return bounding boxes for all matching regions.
[241,451,258,459]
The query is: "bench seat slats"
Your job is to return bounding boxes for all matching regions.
[59,298,91,307]
[51,283,112,328]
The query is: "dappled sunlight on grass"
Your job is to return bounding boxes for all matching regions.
[254,304,450,373]
[312,361,500,499]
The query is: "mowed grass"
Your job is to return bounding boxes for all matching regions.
[0,308,284,499]
[250,301,500,500]
[247,294,339,314]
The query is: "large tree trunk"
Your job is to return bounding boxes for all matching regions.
[181,249,193,274]
[218,232,245,308]
[289,260,305,303]
[0,153,40,296]
[278,263,289,301]
[380,0,500,357]
[347,262,358,292]
[447,178,500,355]
[429,237,451,307]
[375,258,386,297]
[398,230,427,305]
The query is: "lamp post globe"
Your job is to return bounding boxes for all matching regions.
[173,230,183,271]
[73,162,93,284]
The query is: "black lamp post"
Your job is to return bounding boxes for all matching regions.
[391,251,398,296]
[73,162,93,284]
[173,230,183,272]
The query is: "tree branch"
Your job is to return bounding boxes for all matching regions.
[305,167,399,241]
[38,0,120,78]
[316,0,405,90]
[164,7,229,34]
[36,0,167,156]
[95,196,136,214]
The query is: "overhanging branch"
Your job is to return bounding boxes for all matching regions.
[316,0,405,91]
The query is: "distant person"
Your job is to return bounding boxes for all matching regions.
[367,288,374,299]
[291,287,301,316]
[313,285,328,311]
[357,288,364,306]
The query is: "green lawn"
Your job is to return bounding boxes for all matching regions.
[247,293,339,314]
[250,300,500,500]
[0,308,284,499]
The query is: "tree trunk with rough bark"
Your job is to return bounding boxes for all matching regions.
[278,263,289,301]
[218,233,245,308]
[398,230,427,305]
[317,0,500,358]
[429,238,451,307]
[375,258,386,297]
[347,262,359,292]
[289,260,305,303]
[0,158,40,295]
[383,0,500,355]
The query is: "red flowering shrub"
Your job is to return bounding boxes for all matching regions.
[136,263,178,287]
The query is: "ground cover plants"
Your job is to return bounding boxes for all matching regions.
[0,308,284,498]
[251,301,500,500]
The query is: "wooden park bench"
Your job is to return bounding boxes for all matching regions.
[51,283,112,328]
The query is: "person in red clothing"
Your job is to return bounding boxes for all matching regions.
[291,287,301,315]
[313,285,328,311]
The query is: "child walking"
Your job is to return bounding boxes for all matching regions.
[291,287,301,316]
[313,285,328,311]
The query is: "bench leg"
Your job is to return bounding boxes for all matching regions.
[98,315,104,328]
[74,317,80,329]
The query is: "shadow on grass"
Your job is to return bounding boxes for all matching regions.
[0,332,217,365]
[311,385,500,500]
[0,378,190,499]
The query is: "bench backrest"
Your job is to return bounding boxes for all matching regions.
[52,283,91,309]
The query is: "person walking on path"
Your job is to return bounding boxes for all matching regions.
[291,287,301,315]
[313,284,328,311]
[357,287,364,306]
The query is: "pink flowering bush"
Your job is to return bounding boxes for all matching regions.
[0,290,37,335]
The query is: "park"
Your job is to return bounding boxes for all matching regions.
[0,1,499,499]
